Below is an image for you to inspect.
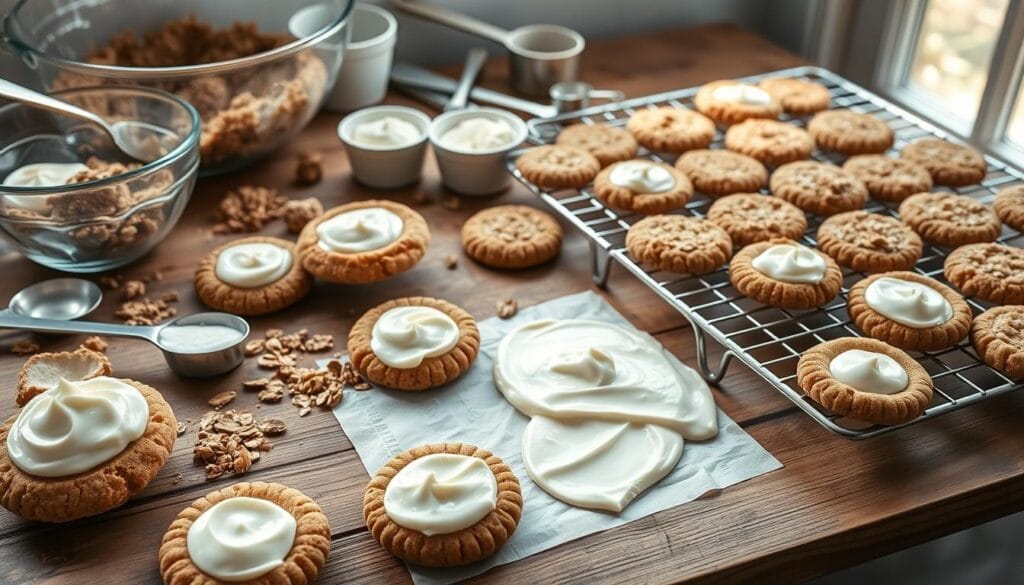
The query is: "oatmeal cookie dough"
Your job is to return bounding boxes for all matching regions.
[994,184,1024,232]
[847,271,971,351]
[842,155,933,202]
[348,297,480,391]
[898,192,1001,247]
[515,145,600,189]
[757,77,831,115]
[15,347,111,407]
[694,80,782,125]
[626,107,716,153]
[807,110,894,155]
[461,205,563,269]
[729,238,842,310]
[297,200,429,284]
[724,119,814,167]
[945,243,1024,304]
[900,138,987,186]
[816,211,922,272]
[972,306,1024,378]
[625,215,732,274]
[674,149,768,197]
[0,378,176,523]
[592,160,693,214]
[159,482,331,585]
[770,161,869,216]
[195,236,313,316]
[555,123,638,167]
[706,193,807,247]
[364,442,522,568]
[797,337,933,425]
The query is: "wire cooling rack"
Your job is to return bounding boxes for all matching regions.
[506,66,1024,439]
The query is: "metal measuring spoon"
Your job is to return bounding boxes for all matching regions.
[445,48,488,111]
[6,278,102,320]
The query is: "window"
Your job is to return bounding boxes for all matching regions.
[1009,90,1024,146]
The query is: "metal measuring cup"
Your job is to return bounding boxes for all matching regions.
[549,81,625,114]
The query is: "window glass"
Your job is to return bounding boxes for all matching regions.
[1008,90,1024,145]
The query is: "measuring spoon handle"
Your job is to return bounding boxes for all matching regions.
[0,311,160,342]
[391,0,510,45]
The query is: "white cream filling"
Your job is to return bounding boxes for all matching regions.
[829,349,909,395]
[864,277,953,328]
[352,116,422,148]
[371,306,460,369]
[608,161,675,193]
[215,242,292,288]
[186,497,297,582]
[710,84,772,106]
[751,243,827,284]
[316,207,403,253]
[383,453,497,535]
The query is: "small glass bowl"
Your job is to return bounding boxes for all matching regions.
[0,86,201,273]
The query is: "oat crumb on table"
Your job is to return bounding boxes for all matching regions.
[81,336,108,353]
[9,341,40,356]
[120,279,146,301]
[282,197,324,233]
[207,390,237,408]
[444,254,459,270]
[192,409,282,480]
[211,185,287,234]
[497,298,518,319]
[115,293,178,325]
[295,151,324,186]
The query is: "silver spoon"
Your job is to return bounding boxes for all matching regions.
[445,48,488,111]
[6,278,102,320]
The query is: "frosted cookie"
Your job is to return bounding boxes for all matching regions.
[555,123,638,167]
[797,337,933,425]
[625,107,716,153]
[592,159,693,214]
[160,482,331,584]
[757,77,831,115]
[842,155,933,202]
[816,211,922,272]
[900,138,986,186]
[808,110,894,155]
[16,347,111,407]
[770,161,868,216]
[898,192,1000,247]
[674,149,768,197]
[0,376,175,522]
[694,80,781,125]
[364,443,522,567]
[724,119,814,167]
[461,205,563,269]
[994,184,1024,232]
[847,271,971,352]
[195,236,313,316]
[706,193,807,247]
[297,200,430,284]
[625,215,732,274]
[945,243,1024,304]
[729,238,842,310]
[972,306,1024,378]
[348,297,480,391]
[515,145,600,189]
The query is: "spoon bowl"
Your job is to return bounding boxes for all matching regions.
[156,312,250,378]
[8,278,102,320]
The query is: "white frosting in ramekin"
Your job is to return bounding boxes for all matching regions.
[352,116,423,148]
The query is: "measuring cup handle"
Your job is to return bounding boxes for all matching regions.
[587,89,625,103]
[0,311,159,341]
[391,0,510,45]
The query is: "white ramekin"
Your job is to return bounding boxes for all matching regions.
[332,3,398,112]
[428,108,529,196]
[338,105,432,189]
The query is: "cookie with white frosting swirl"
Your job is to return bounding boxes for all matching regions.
[195,236,313,316]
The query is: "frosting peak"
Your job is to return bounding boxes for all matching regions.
[187,497,297,582]
[370,306,460,369]
[829,349,908,395]
[317,207,403,254]
[215,242,292,288]
[548,347,617,386]
[711,84,772,106]
[751,243,827,284]
[608,161,675,193]
[864,277,953,328]
[383,453,497,535]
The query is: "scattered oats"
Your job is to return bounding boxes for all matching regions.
[193,409,280,480]
[244,339,265,356]
[10,341,40,356]
[302,334,334,352]
[116,296,177,325]
[211,185,287,234]
[258,418,287,435]
[443,254,458,270]
[258,384,284,403]
[294,151,324,186]
[176,421,188,436]
[412,191,433,206]
[208,390,237,408]
[242,377,270,390]
[149,270,164,282]
[121,279,146,300]
[99,275,121,289]
[81,336,108,353]
[265,328,283,338]
[298,406,312,417]
[442,195,461,210]
[282,197,324,233]
[171,472,184,485]
[161,291,179,302]
[497,298,518,319]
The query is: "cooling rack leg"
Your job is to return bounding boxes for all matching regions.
[590,242,612,288]
[692,325,736,385]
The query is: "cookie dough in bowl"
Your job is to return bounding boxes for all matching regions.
[195,236,313,316]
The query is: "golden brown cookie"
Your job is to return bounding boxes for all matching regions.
[816,211,922,272]
[297,200,430,284]
[674,149,768,197]
[694,80,782,125]
[461,205,563,269]
[195,236,313,316]
[842,155,933,202]
[994,184,1024,232]
[770,161,869,216]
[0,378,175,523]
[592,160,693,214]
[757,77,831,115]
[348,297,480,391]
[847,271,972,352]
[807,110,894,155]
[515,145,600,189]
[945,243,1024,304]
[972,306,1024,378]
[364,442,522,568]
[625,107,716,153]
[15,347,111,407]
[706,193,807,247]
[625,215,732,274]
[724,119,814,167]
[900,138,986,186]
[159,482,331,585]
[796,337,933,425]
[898,192,1001,247]
[555,123,638,167]
[729,238,842,310]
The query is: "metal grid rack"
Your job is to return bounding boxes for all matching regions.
[506,65,1024,439]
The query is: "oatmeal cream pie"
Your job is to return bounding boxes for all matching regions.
[625,215,732,274]
[724,119,814,167]
[842,154,933,202]
[297,200,429,284]
[972,306,1024,378]
[195,236,313,316]
[945,243,1024,304]
[770,161,869,216]
[729,238,842,310]
[900,138,986,186]
[461,205,563,269]
[593,159,693,214]
[625,107,716,153]
[757,77,831,115]
[994,184,1024,232]
[847,271,971,352]
[674,149,768,198]
[555,123,638,167]
[797,337,933,425]
[816,211,922,272]
[348,297,480,391]
[0,376,175,522]
[807,110,894,155]
[694,80,782,125]
[898,192,1001,247]
[514,145,600,189]
[160,482,331,584]
[706,193,807,247]
[364,443,522,568]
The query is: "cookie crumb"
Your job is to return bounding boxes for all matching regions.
[99,275,121,289]
[208,390,237,408]
[412,191,433,206]
[121,279,147,300]
[497,298,518,319]
[176,421,188,436]
[282,197,324,233]
[81,336,108,353]
[443,255,458,270]
[116,295,178,325]
[10,341,40,356]
[193,409,279,480]
[171,472,184,485]
[295,151,324,185]
[211,185,287,234]
[442,196,461,210]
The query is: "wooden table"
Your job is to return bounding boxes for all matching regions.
[2,23,1023,584]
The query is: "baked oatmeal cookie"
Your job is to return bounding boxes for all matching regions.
[555,123,638,167]
[195,236,312,316]
[972,306,1024,378]
[945,243,1024,304]
[694,80,782,125]
[674,149,768,197]
[592,160,693,214]
[625,215,733,274]
[816,211,922,272]
[993,184,1024,232]
[724,119,814,167]
[515,145,600,189]
[625,107,716,153]
[770,161,869,216]
[898,192,1000,247]
[808,110,894,155]
[461,205,563,269]
[706,193,807,247]
[900,138,986,186]
[757,77,831,115]
[842,155,933,202]
[729,238,842,310]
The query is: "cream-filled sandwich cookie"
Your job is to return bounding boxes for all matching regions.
[592,159,693,215]
[695,79,782,125]
[195,236,313,316]
[729,238,842,310]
